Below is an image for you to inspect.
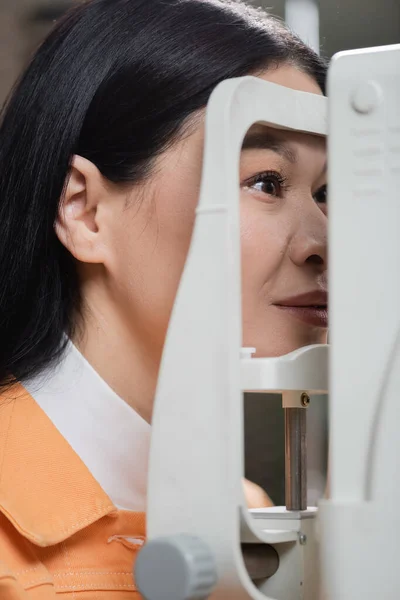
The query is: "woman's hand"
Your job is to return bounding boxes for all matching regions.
[243,478,274,508]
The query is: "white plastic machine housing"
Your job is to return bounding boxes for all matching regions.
[143,76,327,600]
[138,44,400,600]
[319,44,400,600]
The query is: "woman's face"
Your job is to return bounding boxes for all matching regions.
[66,65,327,362]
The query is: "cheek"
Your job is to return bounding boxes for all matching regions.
[240,200,289,299]
[149,176,199,306]
[111,177,199,339]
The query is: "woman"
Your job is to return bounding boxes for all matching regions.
[0,0,328,597]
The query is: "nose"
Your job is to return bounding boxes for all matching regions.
[289,202,327,272]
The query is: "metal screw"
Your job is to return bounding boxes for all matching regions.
[301,393,310,407]
[299,533,307,545]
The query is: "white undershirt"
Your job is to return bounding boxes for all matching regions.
[24,340,151,511]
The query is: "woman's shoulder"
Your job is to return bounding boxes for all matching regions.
[0,381,143,598]
[0,380,116,542]
[0,381,31,404]
[0,382,43,457]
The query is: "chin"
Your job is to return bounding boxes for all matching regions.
[244,321,328,359]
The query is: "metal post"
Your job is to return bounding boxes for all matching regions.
[285,407,307,510]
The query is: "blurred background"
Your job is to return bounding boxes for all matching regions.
[0,0,398,505]
[1,0,399,105]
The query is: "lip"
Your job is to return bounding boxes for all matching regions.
[273,290,328,328]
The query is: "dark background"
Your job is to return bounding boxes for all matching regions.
[1,0,399,106]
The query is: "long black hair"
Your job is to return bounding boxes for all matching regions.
[0,0,327,387]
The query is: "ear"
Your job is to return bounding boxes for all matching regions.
[55,155,108,264]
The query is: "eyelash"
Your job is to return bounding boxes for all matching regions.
[243,170,290,197]
[243,171,328,204]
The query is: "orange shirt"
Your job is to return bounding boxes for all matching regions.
[0,384,145,599]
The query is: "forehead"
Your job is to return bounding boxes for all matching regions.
[242,124,326,156]
[249,64,326,152]
[256,64,323,96]
[162,65,326,169]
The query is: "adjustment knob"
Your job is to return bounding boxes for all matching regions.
[134,534,218,600]
[351,80,382,114]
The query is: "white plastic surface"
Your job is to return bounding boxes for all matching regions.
[146,77,326,600]
[319,43,400,600]
[141,44,400,600]
[241,345,328,395]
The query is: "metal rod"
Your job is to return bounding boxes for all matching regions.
[284,407,307,510]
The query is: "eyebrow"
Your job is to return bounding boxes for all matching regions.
[241,130,298,164]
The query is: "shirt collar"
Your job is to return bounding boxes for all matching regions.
[0,383,117,547]
[0,341,151,547]
[25,340,151,512]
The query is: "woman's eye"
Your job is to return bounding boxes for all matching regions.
[246,171,286,197]
[314,184,327,204]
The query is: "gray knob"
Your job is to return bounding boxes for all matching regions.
[134,534,218,600]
